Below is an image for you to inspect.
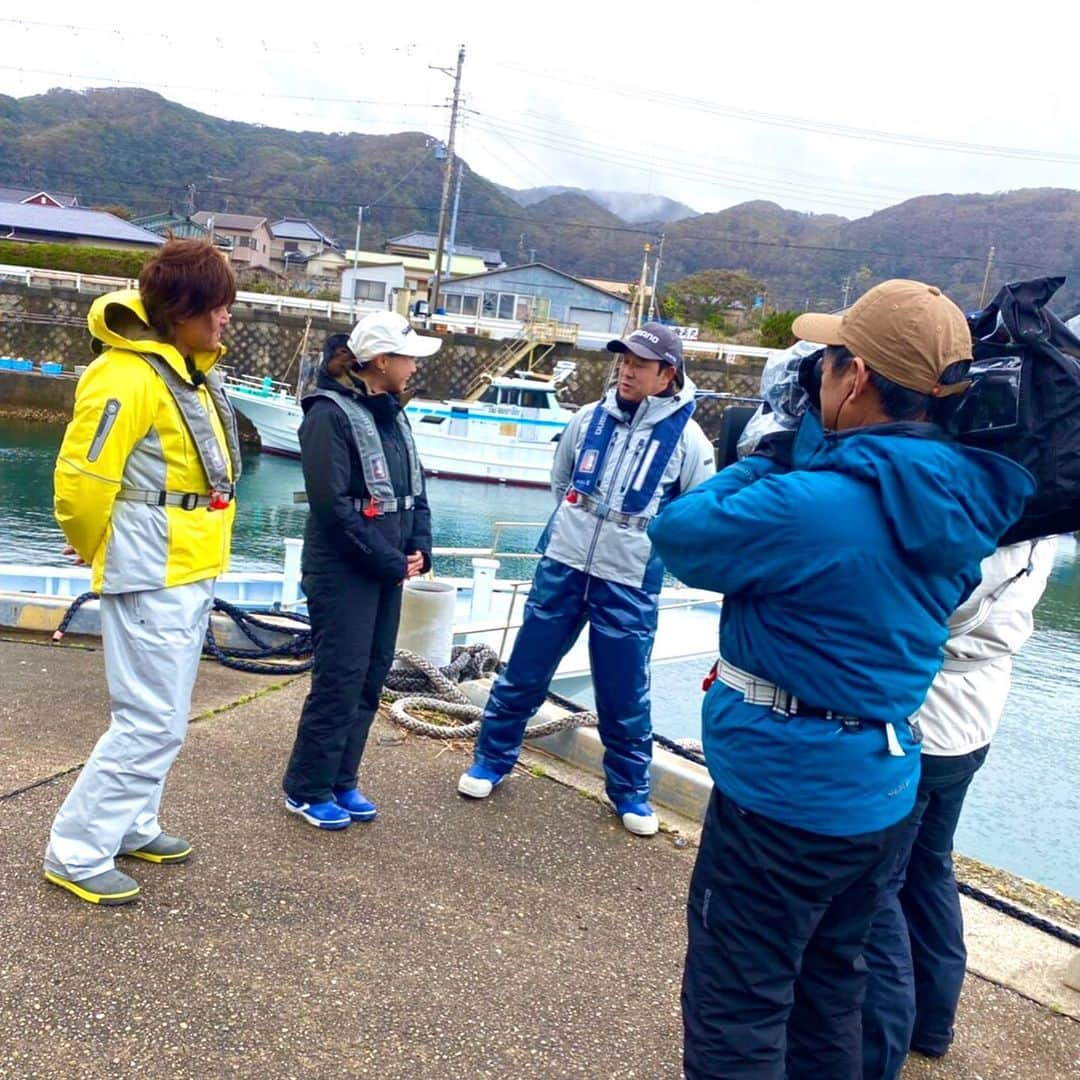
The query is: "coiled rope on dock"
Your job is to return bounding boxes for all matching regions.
[384,646,599,740]
[50,593,1080,948]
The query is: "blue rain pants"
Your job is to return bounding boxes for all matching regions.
[861,746,988,1078]
[472,556,658,804]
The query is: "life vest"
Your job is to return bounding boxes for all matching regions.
[568,400,695,515]
[305,388,423,516]
[119,352,242,509]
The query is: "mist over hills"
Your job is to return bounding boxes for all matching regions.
[2,87,1078,313]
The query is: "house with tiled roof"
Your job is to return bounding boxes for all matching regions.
[435,262,629,333]
[0,203,162,249]
[131,211,210,241]
[384,231,503,270]
[191,211,272,270]
[0,187,80,208]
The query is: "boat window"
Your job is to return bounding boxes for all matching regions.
[500,388,521,406]
[478,386,499,404]
[518,390,549,409]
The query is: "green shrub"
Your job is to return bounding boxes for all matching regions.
[0,239,150,279]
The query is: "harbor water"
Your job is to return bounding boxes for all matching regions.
[1,418,1077,898]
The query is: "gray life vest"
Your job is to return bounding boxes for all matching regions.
[305,388,423,514]
[137,352,243,496]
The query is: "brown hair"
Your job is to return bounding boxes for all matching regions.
[139,239,237,338]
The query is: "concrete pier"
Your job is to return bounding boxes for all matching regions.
[0,635,1077,1078]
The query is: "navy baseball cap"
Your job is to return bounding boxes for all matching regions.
[322,332,352,365]
[607,322,684,378]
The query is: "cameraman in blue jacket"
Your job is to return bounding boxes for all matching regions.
[648,280,1034,1079]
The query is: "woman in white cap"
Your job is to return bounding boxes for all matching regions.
[282,312,441,829]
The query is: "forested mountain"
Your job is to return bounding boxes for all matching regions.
[2,87,1079,313]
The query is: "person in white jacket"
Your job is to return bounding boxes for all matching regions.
[457,322,715,835]
[861,537,1057,1078]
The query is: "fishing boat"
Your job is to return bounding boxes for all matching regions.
[222,364,577,489]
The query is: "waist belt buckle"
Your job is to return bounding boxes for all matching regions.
[180,492,201,511]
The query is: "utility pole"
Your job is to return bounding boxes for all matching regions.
[445,161,463,280]
[647,233,665,322]
[978,245,996,307]
[841,273,852,309]
[429,45,465,319]
[350,205,364,321]
[629,242,651,331]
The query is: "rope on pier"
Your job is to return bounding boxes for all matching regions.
[384,646,598,740]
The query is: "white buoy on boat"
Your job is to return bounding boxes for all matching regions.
[396,579,458,667]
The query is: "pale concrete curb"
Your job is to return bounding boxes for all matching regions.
[457,678,711,825]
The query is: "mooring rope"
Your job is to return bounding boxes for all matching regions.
[384,646,599,740]
[47,592,1080,947]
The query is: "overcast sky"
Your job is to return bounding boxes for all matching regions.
[2,1,1078,221]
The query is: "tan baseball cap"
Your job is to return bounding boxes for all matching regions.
[792,279,972,397]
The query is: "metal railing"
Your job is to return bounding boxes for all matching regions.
[0,261,784,362]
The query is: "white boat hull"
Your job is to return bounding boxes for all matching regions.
[225,384,566,487]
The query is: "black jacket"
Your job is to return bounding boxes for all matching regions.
[299,369,432,580]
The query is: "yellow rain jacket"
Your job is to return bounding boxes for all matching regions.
[54,290,241,594]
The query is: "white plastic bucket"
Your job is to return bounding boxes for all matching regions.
[395,579,458,668]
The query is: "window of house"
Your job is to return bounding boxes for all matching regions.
[515,296,533,322]
[443,293,464,314]
[497,293,516,320]
[462,294,479,316]
[354,280,386,301]
[236,236,250,248]
[284,241,299,253]
[482,291,498,316]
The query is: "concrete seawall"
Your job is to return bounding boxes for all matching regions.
[0,280,764,441]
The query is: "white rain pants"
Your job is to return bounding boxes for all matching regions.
[44,579,214,880]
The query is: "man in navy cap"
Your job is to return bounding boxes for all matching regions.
[457,322,715,835]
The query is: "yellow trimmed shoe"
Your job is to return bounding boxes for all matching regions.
[123,833,193,864]
[44,868,140,906]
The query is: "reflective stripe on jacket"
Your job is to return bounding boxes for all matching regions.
[542,373,715,590]
[54,290,238,593]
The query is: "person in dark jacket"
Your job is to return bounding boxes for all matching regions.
[649,280,1035,1078]
[283,314,440,829]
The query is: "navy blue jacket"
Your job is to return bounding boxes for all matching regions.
[648,412,1034,835]
[299,369,432,581]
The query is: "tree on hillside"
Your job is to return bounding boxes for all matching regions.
[759,310,798,349]
[660,268,766,331]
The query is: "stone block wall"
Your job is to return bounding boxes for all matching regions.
[0,281,766,443]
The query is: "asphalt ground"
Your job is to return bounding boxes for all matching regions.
[1,637,1077,1079]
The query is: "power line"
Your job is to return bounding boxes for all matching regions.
[492,60,1080,166]
[3,168,1076,276]
[0,64,445,111]
[469,113,886,214]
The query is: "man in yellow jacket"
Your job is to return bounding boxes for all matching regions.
[44,239,241,905]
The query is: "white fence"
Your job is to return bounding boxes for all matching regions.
[0,262,781,363]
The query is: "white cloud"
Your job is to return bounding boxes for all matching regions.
[2,0,1077,220]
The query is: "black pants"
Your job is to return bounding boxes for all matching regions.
[683,788,910,1079]
[283,567,403,803]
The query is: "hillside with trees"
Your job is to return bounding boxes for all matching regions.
[2,87,1079,314]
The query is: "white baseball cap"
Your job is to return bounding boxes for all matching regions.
[347,311,443,363]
